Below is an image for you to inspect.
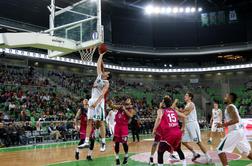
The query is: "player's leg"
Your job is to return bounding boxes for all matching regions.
[182,125,200,161]
[99,120,106,151]
[82,101,95,148]
[217,131,240,166]
[193,123,212,163]
[114,141,120,166]
[122,137,129,165]
[236,132,252,160]
[98,101,106,152]
[75,138,85,160]
[87,138,95,161]
[149,135,159,165]
[157,142,166,166]
[149,141,158,165]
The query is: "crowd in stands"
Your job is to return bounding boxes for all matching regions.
[0,64,251,148]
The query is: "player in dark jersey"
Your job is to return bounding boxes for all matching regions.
[109,98,134,166]
[74,99,95,161]
[153,96,186,166]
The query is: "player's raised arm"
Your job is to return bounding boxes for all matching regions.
[97,44,107,75]
[97,52,105,75]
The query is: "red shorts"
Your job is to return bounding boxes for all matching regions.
[159,128,182,152]
[114,124,128,143]
[154,134,161,143]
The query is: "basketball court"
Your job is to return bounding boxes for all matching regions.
[0,0,252,166]
[0,131,252,166]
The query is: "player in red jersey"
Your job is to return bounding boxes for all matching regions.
[153,96,186,166]
[109,98,134,166]
[149,98,180,165]
[74,99,95,161]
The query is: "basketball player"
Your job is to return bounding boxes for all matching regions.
[105,107,117,137]
[149,98,179,165]
[208,100,224,144]
[80,46,111,152]
[74,99,95,161]
[182,92,212,163]
[153,96,186,166]
[217,93,252,166]
[109,98,134,166]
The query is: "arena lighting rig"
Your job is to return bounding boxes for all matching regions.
[144,5,202,15]
[1,48,252,73]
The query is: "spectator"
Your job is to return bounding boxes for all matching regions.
[130,111,140,142]
[48,123,61,141]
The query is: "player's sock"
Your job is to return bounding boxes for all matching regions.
[85,137,89,143]
[182,159,186,166]
[75,148,79,160]
[209,137,212,141]
[116,154,119,159]
[101,138,106,144]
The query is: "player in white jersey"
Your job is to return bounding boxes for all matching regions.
[182,92,212,163]
[106,108,117,137]
[79,47,111,152]
[208,100,224,144]
[217,93,252,166]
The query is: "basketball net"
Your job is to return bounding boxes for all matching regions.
[79,46,97,62]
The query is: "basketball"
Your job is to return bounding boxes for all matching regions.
[98,43,107,54]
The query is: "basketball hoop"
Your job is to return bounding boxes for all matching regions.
[79,46,97,62]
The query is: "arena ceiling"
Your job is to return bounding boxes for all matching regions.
[0,0,252,66]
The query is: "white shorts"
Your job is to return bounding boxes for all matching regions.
[87,98,105,121]
[182,121,202,143]
[217,129,251,156]
[211,122,224,132]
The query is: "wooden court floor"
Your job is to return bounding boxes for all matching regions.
[0,131,251,166]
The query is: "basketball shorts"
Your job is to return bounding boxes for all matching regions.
[114,124,128,143]
[87,98,105,121]
[154,134,161,143]
[211,122,224,132]
[160,128,182,152]
[217,129,251,156]
[182,121,202,143]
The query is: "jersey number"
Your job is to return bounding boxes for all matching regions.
[167,113,177,122]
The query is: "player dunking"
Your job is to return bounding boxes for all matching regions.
[109,98,134,166]
[80,44,111,152]
[152,96,186,166]
[182,92,212,163]
[74,99,95,161]
[217,93,252,166]
[208,100,224,144]
[149,98,180,165]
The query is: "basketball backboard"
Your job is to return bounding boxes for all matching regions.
[0,0,103,59]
